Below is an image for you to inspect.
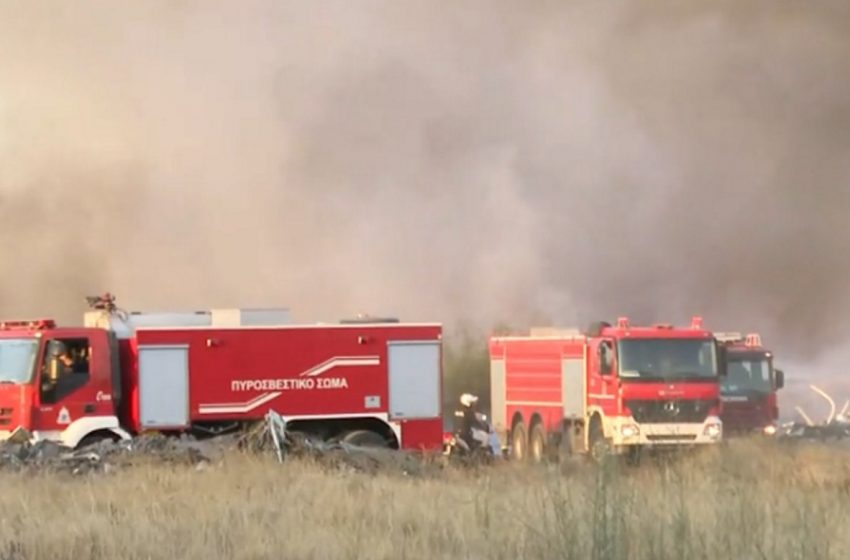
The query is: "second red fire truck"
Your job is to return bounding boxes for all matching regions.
[714,332,784,436]
[489,316,727,462]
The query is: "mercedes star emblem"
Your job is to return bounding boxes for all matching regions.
[663,400,680,416]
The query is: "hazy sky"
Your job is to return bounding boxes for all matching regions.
[1,1,848,417]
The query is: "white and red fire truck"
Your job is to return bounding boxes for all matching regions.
[0,295,445,451]
[715,332,784,436]
[489,317,727,462]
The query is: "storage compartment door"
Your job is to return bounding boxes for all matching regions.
[562,357,585,420]
[388,340,441,419]
[139,345,190,428]
[489,359,507,433]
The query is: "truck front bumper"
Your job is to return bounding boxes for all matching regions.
[724,423,778,437]
[609,415,723,447]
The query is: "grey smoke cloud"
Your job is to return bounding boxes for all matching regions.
[1,1,849,408]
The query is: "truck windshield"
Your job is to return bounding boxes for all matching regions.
[0,338,39,384]
[618,338,717,381]
[722,356,772,393]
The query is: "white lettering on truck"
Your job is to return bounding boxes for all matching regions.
[231,377,349,392]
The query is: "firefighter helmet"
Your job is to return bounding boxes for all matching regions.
[47,340,67,357]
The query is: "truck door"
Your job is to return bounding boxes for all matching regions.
[588,338,618,415]
[33,334,107,433]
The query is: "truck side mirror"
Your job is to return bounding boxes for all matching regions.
[599,341,614,376]
[775,369,784,389]
[716,344,728,378]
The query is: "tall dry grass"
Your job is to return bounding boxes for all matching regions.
[1,438,849,560]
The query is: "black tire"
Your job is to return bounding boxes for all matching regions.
[529,423,546,463]
[471,446,494,466]
[559,424,576,460]
[76,431,119,450]
[624,446,642,467]
[341,430,388,448]
[511,421,528,461]
[588,418,611,463]
[586,321,612,337]
[287,429,320,448]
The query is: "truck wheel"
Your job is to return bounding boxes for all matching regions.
[589,418,610,463]
[76,431,120,450]
[341,430,388,448]
[624,446,642,467]
[511,421,528,461]
[559,424,575,460]
[529,423,546,463]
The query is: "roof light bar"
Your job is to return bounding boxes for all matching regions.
[0,319,56,330]
[714,332,743,343]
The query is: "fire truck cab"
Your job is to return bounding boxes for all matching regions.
[715,332,784,436]
[0,318,128,448]
[489,316,727,463]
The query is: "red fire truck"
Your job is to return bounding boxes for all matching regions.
[489,317,726,462]
[714,332,784,436]
[0,296,445,451]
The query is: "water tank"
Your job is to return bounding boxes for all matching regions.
[84,307,292,338]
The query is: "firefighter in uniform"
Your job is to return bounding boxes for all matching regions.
[42,340,73,394]
[459,393,489,450]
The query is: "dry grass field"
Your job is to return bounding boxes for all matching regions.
[1,439,849,560]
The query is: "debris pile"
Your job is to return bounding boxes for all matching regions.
[777,420,850,441]
[777,384,850,442]
[0,412,446,477]
[0,433,213,476]
[237,411,444,477]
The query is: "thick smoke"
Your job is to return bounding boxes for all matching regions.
[1,1,849,414]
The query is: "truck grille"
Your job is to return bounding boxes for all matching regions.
[722,399,771,431]
[646,434,697,442]
[625,399,715,424]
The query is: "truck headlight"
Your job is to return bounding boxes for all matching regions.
[703,422,722,439]
[763,424,777,436]
[621,423,640,438]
